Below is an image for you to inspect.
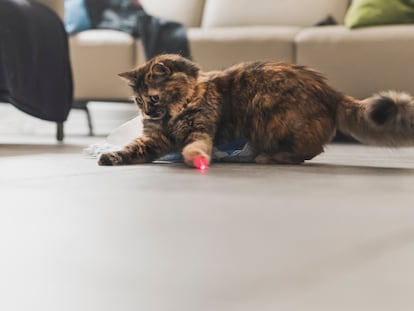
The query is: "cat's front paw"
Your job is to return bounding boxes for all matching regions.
[98,151,126,166]
[182,144,211,169]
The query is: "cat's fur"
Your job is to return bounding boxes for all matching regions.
[98,54,414,167]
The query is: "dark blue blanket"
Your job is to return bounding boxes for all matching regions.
[68,0,191,60]
[0,0,72,122]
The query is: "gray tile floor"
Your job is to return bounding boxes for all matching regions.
[1,103,414,311]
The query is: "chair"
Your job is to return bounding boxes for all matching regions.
[0,0,73,141]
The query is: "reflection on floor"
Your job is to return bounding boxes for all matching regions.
[1,102,414,311]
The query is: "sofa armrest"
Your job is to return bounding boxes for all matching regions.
[35,0,64,20]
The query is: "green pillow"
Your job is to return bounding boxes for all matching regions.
[345,0,414,29]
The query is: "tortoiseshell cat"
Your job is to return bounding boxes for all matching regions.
[98,54,414,167]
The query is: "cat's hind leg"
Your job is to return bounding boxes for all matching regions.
[254,116,335,165]
[254,146,323,165]
[254,128,327,164]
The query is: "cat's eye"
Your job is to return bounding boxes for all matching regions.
[149,95,160,103]
[135,96,144,105]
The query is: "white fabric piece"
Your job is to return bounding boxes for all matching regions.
[85,116,257,162]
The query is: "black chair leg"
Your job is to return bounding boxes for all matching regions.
[56,122,64,141]
[84,105,94,136]
[73,100,94,136]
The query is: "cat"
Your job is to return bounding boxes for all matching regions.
[98,54,414,167]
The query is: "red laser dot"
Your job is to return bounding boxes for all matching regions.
[195,157,208,171]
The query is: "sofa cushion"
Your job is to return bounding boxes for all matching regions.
[295,25,414,98]
[140,0,205,27]
[69,30,135,100]
[202,0,350,28]
[188,26,301,70]
[345,0,414,29]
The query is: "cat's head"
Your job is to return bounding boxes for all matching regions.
[119,54,200,121]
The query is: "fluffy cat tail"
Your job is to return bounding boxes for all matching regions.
[336,91,414,147]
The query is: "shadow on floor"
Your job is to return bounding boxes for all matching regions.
[151,161,414,177]
[302,162,414,176]
[0,143,86,156]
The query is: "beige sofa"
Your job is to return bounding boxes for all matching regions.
[38,0,414,103]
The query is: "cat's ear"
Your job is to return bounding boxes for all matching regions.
[171,57,200,78]
[151,62,171,77]
[118,70,137,82]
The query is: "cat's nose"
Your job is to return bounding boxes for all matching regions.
[148,109,156,116]
[147,107,160,117]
